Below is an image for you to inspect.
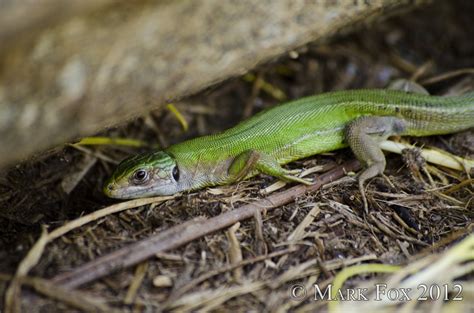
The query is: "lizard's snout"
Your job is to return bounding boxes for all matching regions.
[103,181,116,197]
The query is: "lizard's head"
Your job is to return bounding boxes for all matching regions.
[104,151,180,199]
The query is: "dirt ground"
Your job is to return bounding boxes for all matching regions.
[0,0,473,312]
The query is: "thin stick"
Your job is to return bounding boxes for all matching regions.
[419,68,474,85]
[52,160,361,289]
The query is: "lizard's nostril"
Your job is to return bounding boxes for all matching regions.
[107,184,114,191]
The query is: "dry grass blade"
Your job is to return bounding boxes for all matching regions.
[171,281,265,312]
[124,262,149,304]
[444,178,474,195]
[243,73,287,101]
[225,223,243,282]
[287,204,321,243]
[420,68,474,85]
[60,154,97,194]
[166,103,189,132]
[48,196,175,241]
[276,204,320,267]
[74,136,147,147]
[4,228,49,313]
[68,144,119,164]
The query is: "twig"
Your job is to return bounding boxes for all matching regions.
[419,68,474,85]
[51,159,361,289]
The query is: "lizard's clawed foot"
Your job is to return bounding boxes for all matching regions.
[282,169,314,185]
[285,168,303,175]
[283,171,314,185]
[381,173,396,190]
[356,163,386,214]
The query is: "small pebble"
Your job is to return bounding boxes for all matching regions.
[153,275,173,288]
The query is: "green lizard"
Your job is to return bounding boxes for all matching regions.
[104,87,474,210]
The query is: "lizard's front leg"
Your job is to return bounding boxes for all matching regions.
[228,150,312,185]
[345,116,407,212]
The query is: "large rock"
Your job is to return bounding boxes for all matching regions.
[0,0,429,167]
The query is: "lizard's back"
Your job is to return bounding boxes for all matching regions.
[168,89,474,165]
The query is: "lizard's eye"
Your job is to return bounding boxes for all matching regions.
[172,166,179,181]
[132,169,149,185]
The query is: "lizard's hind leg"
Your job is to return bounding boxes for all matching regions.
[345,116,407,212]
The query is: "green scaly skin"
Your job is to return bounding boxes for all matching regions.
[104,89,474,201]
